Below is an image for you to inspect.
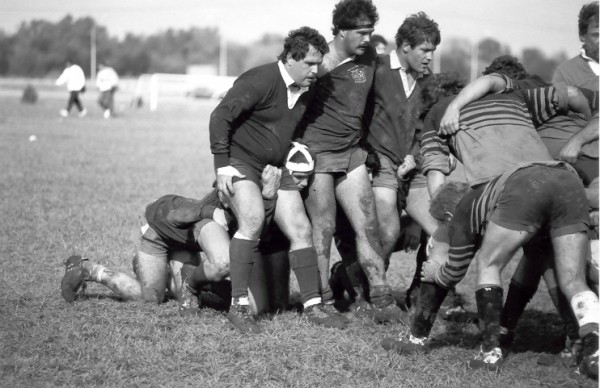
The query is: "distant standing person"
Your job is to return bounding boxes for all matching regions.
[55,61,87,118]
[96,64,119,119]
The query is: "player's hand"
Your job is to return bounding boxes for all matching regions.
[216,166,245,196]
[558,138,583,164]
[261,164,282,199]
[397,155,416,179]
[438,103,461,135]
[212,208,229,231]
[421,259,441,283]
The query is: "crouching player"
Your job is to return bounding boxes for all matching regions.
[381,162,599,379]
[59,164,282,312]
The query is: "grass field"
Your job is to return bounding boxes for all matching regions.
[0,86,595,387]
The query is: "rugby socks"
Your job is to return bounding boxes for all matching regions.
[570,291,600,339]
[89,264,106,282]
[188,264,210,290]
[500,280,538,333]
[412,282,449,338]
[476,286,504,351]
[289,247,321,306]
[229,236,260,305]
[548,287,580,341]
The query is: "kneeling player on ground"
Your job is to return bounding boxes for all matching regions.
[60,164,283,313]
[381,162,599,379]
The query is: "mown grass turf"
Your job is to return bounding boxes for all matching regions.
[0,90,595,387]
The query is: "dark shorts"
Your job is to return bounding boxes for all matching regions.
[371,152,399,190]
[491,165,590,238]
[314,145,367,174]
[230,157,298,191]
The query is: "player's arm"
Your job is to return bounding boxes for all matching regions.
[438,74,511,135]
[260,165,282,226]
[209,78,263,195]
[559,114,599,164]
[420,113,453,197]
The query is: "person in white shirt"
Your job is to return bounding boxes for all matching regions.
[55,61,87,118]
[96,64,119,118]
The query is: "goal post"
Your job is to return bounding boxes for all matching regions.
[132,73,236,111]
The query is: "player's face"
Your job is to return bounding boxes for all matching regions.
[403,41,436,74]
[287,45,323,88]
[343,27,375,56]
[290,171,311,190]
[581,20,599,62]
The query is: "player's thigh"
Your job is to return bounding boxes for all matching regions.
[228,179,264,235]
[405,186,439,236]
[274,189,311,243]
[372,186,399,228]
[336,165,378,233]
[477,222,535,271]
[304,172,336,227]
[135,250,169,302]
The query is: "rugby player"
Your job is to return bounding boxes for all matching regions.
[298,0,404,323]
[209,27,348,333]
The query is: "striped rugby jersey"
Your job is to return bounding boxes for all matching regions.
[420,74,567,187]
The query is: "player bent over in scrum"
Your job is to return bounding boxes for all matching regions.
[381,163,599,379]
[60,164,283,312]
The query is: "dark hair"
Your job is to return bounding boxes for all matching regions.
[371,34,388,46]
[579,2,599,37]
[395,12,441,48]
[332,0,379,35]
[419,72,466,118]
[483,55,529,79]
[429,182,472,221]
[278,27,329,63]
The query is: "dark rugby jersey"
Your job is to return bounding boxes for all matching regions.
[364,53,429,165]
[145,192,277,250]
[300,46,377,152]
[210,62,313,171]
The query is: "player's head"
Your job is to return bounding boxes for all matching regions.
[395,13,440,75]
[371,34,388,54]
[332,0,378,56]
[285,142,315,190]
[579,2,599,62]
[429,182,472,223]
[278,27,329,88]
[483,55,528,79]
[395,12,440,50]
[419,72,466,118]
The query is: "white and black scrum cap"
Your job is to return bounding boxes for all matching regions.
[286,142,314,173]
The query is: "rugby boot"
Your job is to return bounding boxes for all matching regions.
[227,303,261,334]
[579,331,599,380]
[303,303,348,329]
[381,334,427,355]
[369,285,410,325]
[60,255,90,302]
[468,346,504,372]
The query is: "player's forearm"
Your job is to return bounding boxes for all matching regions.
[566,86,592,119]
[569,116,599,146]
[448,74,507,111]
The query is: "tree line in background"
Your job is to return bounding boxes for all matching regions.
[0,15,568,81]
